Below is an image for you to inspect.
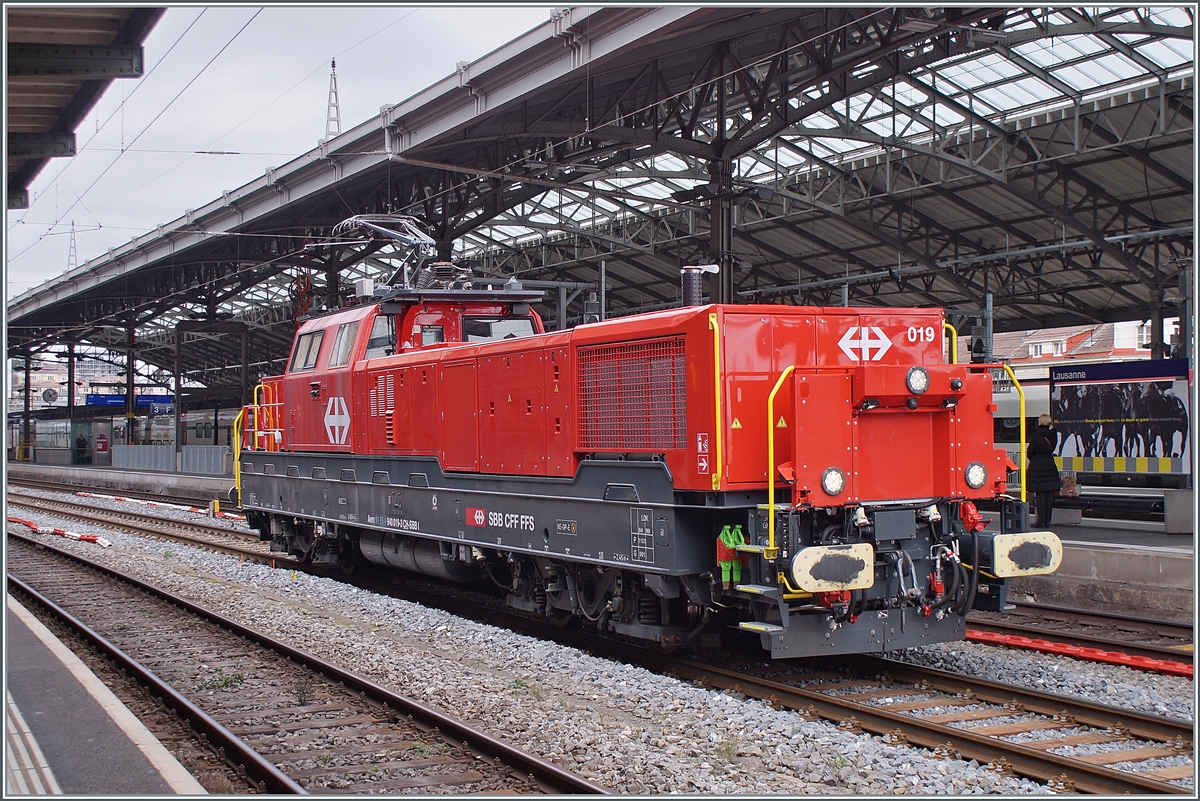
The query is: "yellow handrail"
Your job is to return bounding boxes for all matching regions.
[943,321,958,365]
[975,362,1025,502]
[766,365,796,558]
[708,312,723,491]
[232,407,244,507]
[1000,363,1026,503]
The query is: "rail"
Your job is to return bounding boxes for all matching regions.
[7,572,305,794]
[9,536,606,794]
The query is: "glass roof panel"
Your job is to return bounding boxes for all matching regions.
[974,51,1027,80]
[933,62,989,90]
[1091,52,1150,82]
[1012,36,1105,67]
[802,113,839,129]
[929,103,966,126]
[1146,7,1193,25]
[1134,39,1193,69]
[1052,63,1107,92]
[772,147,807,168]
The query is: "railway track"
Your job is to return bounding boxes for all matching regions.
[968,605,1193,668]
[293,561,1198,794]
[693,656,1193,794]
[346,583,1195,793]
[442,605,1193,793]
[11,493,1193,793]
[8,476,225,506]
[6,492,275,565]
[6,533,605,795]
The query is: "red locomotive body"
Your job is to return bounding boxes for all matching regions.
[238,280,1061,658]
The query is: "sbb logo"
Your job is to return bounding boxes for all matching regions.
[466,507,487,527]
[324,396,351,444]
[838,326,893,361]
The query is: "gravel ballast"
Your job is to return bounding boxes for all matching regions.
[7,492,1193,793]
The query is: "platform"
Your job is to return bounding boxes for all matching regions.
[5,595,206,795]
[7,460,233,504]
[978,507,1194,621]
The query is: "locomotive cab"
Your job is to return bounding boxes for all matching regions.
[278,283,547,454]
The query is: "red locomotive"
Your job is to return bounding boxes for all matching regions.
[236,215,1060,658]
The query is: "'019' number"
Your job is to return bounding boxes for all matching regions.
[907,325,937,343]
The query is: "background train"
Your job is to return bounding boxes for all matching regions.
[236,264,1060,659]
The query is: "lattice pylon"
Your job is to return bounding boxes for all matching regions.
[325,59,341,141]
[67,222,78,271]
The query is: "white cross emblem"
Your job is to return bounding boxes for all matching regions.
[324,396,351,444]
[838,326,893,361]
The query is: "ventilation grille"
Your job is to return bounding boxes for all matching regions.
[371,374,396,417]
[578,337,687,450]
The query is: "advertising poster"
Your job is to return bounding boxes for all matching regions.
[1050,359,1190,474]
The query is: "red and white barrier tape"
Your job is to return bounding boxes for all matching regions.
[966,629,1193,679]
[75,491,245,520]
[8,516,112,547]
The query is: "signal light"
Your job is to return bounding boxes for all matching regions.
[905,366,930,394]
[821,467,846,496]
[970,338,987,363]
[965,461,988,489]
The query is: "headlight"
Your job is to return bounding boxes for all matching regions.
[965,461,987,489]
[905,366,930,394]
[821,467,846,496]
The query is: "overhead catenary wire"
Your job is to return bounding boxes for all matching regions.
[6,8,209,234]
[5,9,253,268]
[44,8,425,236]
[45,9,263,233]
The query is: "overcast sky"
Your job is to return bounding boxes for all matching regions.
[5,5,558,302]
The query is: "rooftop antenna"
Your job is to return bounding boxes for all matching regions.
[323,59,341,142]
[67,222,78,272]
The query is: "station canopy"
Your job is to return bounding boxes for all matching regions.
[6,6,1193,403]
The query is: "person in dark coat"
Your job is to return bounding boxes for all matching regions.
[1026,414,1061,527]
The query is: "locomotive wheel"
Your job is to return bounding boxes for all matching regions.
[292,529,315,563]
[337,540,358,575]
[547,608,574,628]
[576,568,608,619]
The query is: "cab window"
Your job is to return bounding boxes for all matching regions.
[328,321,360,367]
[421,325,444,346]
[290,330,324,371]
[364,316,394,358]
[463,316,535,342]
